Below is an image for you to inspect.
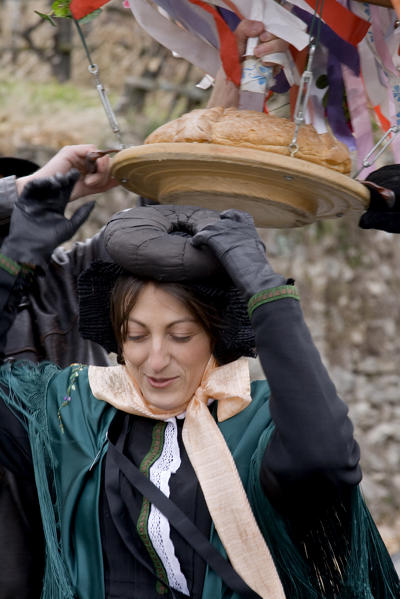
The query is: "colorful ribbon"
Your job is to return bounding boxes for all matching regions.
[70,0,110,20]
[303,0,370,46]
[189,0,242,85]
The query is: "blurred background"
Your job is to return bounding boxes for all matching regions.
[1,0,399,560]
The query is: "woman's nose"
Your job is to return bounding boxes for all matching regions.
[147,341,170,372]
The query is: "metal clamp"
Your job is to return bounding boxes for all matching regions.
[289,41,317,156]
[88,64,124,149]
[354,125,400,178]
[73,17,124,149]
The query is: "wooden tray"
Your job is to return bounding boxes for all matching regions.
[111,143,370,228]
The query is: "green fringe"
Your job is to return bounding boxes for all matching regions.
[248,422,400,598]
[0,360,76,599]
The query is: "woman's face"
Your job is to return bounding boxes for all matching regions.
[122,283,212,412]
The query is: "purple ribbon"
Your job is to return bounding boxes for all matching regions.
[217,7,240,32]
[292,6,360,75]
[326,52,356,150]
[270,70,290,93]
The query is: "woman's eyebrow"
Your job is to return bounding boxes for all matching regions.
[127,317,197,327]
[167,319,197,327]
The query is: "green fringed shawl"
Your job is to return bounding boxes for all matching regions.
[0,362,398,599]
[0,360,76,599]
[0,361,116,599]
[247,423,400,599]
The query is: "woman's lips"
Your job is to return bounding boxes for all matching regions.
[146,375,178,388]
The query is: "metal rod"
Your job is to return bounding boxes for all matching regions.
[288,0,324,156]
[73,18,125,148]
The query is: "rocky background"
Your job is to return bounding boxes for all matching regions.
[0,0,399,555]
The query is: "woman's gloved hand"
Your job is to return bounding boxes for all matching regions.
[1,169,95,269]
[191,209,285,302]
[359,164,400,233]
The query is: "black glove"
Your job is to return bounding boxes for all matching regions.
[191,209,285,302]
[1,169,95,269]
[359,164,400,233]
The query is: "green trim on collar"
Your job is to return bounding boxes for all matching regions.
[0,252,21,276]
[248,285,300,318]
[137,421,169,594]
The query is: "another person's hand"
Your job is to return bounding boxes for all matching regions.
[207,19,288,109]
[1,169,95,269]
[234,19,288,65]
[15,144,118,201]
[359,164,400,233]
[191,209,285,302]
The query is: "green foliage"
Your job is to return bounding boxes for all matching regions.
[35,1,71,24]
[35,1,101,23]
[51,1,72,18]
[34,11,57,26]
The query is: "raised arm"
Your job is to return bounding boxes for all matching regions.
[0,170,95,477]
[192,210,361,498]
[0,170,95,357]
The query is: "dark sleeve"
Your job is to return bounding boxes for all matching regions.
[250,299,399,599]
[0,264,34,360]
[0,267,19,355]
[0,209,36,477]
[0,177,17,226]
[0,261,35,479]
[251,298,361,503]
[0,397,33,480]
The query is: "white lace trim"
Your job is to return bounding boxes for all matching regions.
[148,418,190,595]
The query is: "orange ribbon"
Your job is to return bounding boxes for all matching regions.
[391,0,400,20]
[303,0,370,46]
[188,0,242,86]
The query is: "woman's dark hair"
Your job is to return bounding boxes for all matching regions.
[79,261,255,364]
[110,275,223,364]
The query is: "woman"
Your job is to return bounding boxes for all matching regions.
[0,204,398,599]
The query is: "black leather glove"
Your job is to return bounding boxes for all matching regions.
[191,209,285,302]
[359,164,400,233]
[1,169,95,269]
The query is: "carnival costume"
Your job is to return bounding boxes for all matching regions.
[0,205,398,599]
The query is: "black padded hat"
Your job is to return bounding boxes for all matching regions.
[78,205,256,363]
[103,205,226,282]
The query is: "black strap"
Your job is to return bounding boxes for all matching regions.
[105,443,180,598]
[107,438,263,599]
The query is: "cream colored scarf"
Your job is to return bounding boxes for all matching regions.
[89,357,285,599]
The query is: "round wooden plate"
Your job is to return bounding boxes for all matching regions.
[111,143,370,228]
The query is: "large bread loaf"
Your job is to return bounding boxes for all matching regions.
[145,107,351,175]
